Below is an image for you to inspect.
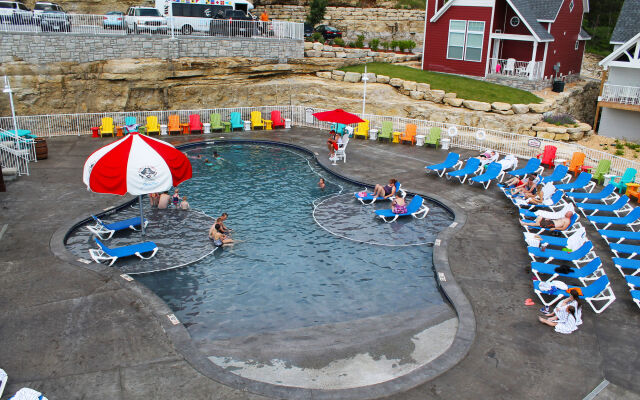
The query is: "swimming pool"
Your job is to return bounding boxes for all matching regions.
[134,143,454,343]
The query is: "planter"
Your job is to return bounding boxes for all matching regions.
[35,137,48,160]
[552,80,565,93]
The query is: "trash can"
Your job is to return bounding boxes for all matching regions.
[552,80,565,93]
[244,120,251,131]
[203,123,211,135]
[284,118,292,129]
[160,124,168,136]
[441,138,451,150]
[369,129,378,141]
[91,127,100,138]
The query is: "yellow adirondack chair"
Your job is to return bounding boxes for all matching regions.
[354,120,369,140]
[251,111,265,130]
[146,116,160,135]
[100,117,114,137]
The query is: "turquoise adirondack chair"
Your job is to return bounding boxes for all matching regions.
[230,112,243,131]
[124,116,138,134]
[331,123,346,135]
[611,168,636,193]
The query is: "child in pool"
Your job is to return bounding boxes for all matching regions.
[391,193,407,214]
[318,178,325,190]
[172,189,180,207]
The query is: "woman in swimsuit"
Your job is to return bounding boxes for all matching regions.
[372,178,398,199]
[391,192,407,214]
[209,223,234,247]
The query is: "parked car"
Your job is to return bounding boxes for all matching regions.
[303,23,313,38]
[314,24,342,40]
[125,7,168,34]
[40,9,70,31]
[103,11,125,29]
[33,2,64,23]
[209,9,257,37]
[0,1,33,24]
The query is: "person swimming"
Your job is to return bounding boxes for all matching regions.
[204,158,213,166]
[318,178,325,190]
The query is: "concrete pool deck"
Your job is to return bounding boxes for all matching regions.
[0,129,639,399]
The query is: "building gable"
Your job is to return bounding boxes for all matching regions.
[601,32,640,69]
[430,0,494,23]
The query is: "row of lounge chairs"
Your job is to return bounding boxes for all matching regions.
[0,368,48,399]
[425,151,519,189]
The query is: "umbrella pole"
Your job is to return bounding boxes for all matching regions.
[139,195,145,236]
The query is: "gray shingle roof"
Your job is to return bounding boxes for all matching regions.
[611,0,640,43]
[527,0,564,21]
[509,0,555,41]
[579,27,591,40]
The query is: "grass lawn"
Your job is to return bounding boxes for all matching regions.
[340,63,543,104]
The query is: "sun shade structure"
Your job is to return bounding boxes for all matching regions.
[82,133,192,234]
[312,109,365,125]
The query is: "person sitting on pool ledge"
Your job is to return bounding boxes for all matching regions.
[391,192,407,214]
[520,211,574,231]
[372,179,398,200]
[209,223,234,247]
[216,213,231,234]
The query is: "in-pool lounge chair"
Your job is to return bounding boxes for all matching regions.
[378,121,393,142]
[210,113,223,132]
[575,195,633,217]
[271,110,285,129]
[446,157,481,184]
[592,159,611,185]
[611,168,637,194]
[554,172,595,193]
[540,165,570,184]
[230,112,243,131]
[145,116,160,136]
[564,184,619,204]
[425,152,462,177]
[168,115,181,135]
[527,240,595,267]
[400,123,417,145]
[100,117,114,138]
[354,181,403,204]
[533,275,616,314]
[612,257,640,276]
[531,257,604,285]
[586,206,640,231]
[508,157,543,178]
[89,237,158,266]
[424,127,441,148]
[87,215,148,240]
[189,114,203,134]
[469,162,503,189]
[375,195,429,223]
[251,111,266,130]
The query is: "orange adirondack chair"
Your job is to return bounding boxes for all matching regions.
[536,145,557,168]
[168,115,181,135]
[189,114,203,134]
[271,110,285,128]
[567,152,586,176]
[400,123,417,145]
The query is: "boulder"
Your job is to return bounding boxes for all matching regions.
[377,75,390,84]
[316,71,332,79]
[402,81,417,91]
[343,72,361,83]
[323,45,334,51]
[304,50,320,57]
[416,83,430,92]
[578,123,592,132]
[362,72,376,83]
[491,102,511,111]
[443,92,457,99]
[409,90,424,100]
[312,43,324,51]
[522,130,537,137]
[547,126,567,134]
[332,71,345,81]
[463,100,491,112]
[512,104,530,114]
[444,97,464,107]
[532,125,546,132]
[566,127,582,134]
[529,102,551,113]
[335,52,347,58]
[322,51,336,58]
[304,42,313,50]
[389,78,404,87]
[493,109,515,115]
[569,131,585,141]
[554,133,570,141]
[430,89,446,103]
[536,131,556,139]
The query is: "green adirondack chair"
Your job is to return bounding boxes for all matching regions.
[612,168,636,193]
[378,121,393,142]
[210,113,223,132]
[424,127,441,148]
[591,159,611,185]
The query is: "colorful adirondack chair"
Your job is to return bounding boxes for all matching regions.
[611,168,637,193]
[378,121,393,142]
[145,116,160,135]
[592,159,611,185]
[425,127,441,148]
[400,123,417,145]
[251,111,265,130]
[99,117,114,137]
[123,116,138,134]
[330,122,346,135]
[167,115,181,135]
[354,120,369,139]
[567,152,586,176]
[210,113,223,131]
[189,114,203,134]
[230,112,243,130]
[271,110,285,128]
[536,145,557,167]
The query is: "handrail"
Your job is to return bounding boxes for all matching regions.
[601,83,640,105]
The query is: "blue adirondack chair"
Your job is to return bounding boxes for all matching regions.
[230,112,243,131]
[611,168,636,193]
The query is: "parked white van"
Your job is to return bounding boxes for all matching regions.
[155,0,254,35]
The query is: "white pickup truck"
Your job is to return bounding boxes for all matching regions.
[125,6,168,34]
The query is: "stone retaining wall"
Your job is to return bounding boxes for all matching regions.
[0,32,303,64]
[255,5,425,47]
[303,41,420,63]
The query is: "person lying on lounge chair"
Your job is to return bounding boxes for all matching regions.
[372,179,398,200]
[391,193,407,214]
[520,211,574,231]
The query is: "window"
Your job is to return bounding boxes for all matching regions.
[575,40,579,50]
[510,16,520,27]
[447,20,485,62]
[569,0,574,12]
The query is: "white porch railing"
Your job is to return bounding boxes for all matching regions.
[600,83,640,105]
[488,58,544,80]
[0,128,33,175]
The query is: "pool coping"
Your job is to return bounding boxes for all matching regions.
[50,138,475,400]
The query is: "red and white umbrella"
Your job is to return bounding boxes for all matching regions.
[83,133,192,234]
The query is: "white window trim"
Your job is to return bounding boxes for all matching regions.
[510,16,520,27]
[569,0,574,12]
[575,40,579,50]
[446,19,485,63]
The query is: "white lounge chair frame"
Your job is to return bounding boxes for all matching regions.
[86,217,148,240]
[89,246,158,267]
[378,205,430,223]
[534,282,616,314]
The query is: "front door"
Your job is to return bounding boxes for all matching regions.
[491,38,501,73]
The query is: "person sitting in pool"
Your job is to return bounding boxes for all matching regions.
[149,192,160,208]
[372,179,398,200]
[216,212,231,234]
[209,223,234,247]
[179,196,190,210]
[213,151,224,161]
[318,178,325,190]
[204,158,214,166]
[327,130,339,158]
[520,211,574,231]
[172,188,181,207]
[391,192,407,214]
[158,192,171,209]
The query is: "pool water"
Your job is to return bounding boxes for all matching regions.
[136,143,454,342]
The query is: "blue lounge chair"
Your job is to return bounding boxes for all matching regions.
[87,215,148,240]
[425,152,462,177]
[608,242,640,258]
[540,165,570,184]
[632,290,640,308]
[375,195,429,223]
[531,257,604,285]
[612,257,640,276]
[469,162,503,189]
[354,181,404,204]
[625,275,640,289]
[528,241,595,267]
[445,158,481,184]
[508,157,543,177]
[564,184,619,204]
[517,191,566,217]
[598,229,640,244]
[230,112,243,131]
[575,195,633,217]
[522,213,581,236]
[533,275,616,313]
[586,207,640,231]
[554,172,595,193]
[89,238,158,266]
[526,226,586,247]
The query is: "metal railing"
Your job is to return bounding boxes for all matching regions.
[0,13,303,40]
[488,58,544,81]
[600,83,640,106]
[0,128,33,175]
[2,105,640,180]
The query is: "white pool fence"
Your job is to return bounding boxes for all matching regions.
[0,128,35,175]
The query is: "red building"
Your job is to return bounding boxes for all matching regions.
[421,0,591,81]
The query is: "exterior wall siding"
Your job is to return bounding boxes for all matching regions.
[546,0,585,78]
[599,108,640,140]
[423,3,493,76]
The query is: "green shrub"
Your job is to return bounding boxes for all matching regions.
[615,149,624,156]
[310,32,324,43]
[390,40,399,51]
[398,40,409,52]
[355,34,365,48]
[381,41,389,50]
[543,113,576,126]
[370,38,380,51]
[616,143,624,150]
[333,37,345,47]
[306,0,328,27]
[406,40,416,52]
[347,41,357,48]
[603,146,609,151]
[394,0,425,9]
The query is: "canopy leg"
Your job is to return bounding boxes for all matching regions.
[139,195,145,236]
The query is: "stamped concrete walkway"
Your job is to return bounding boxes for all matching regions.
[0,129,638,400]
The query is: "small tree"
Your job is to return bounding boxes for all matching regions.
[306,0,328,27]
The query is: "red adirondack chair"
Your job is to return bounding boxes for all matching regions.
[189,114,203,134]
[536,145,557,168]
[271,110,285,128]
